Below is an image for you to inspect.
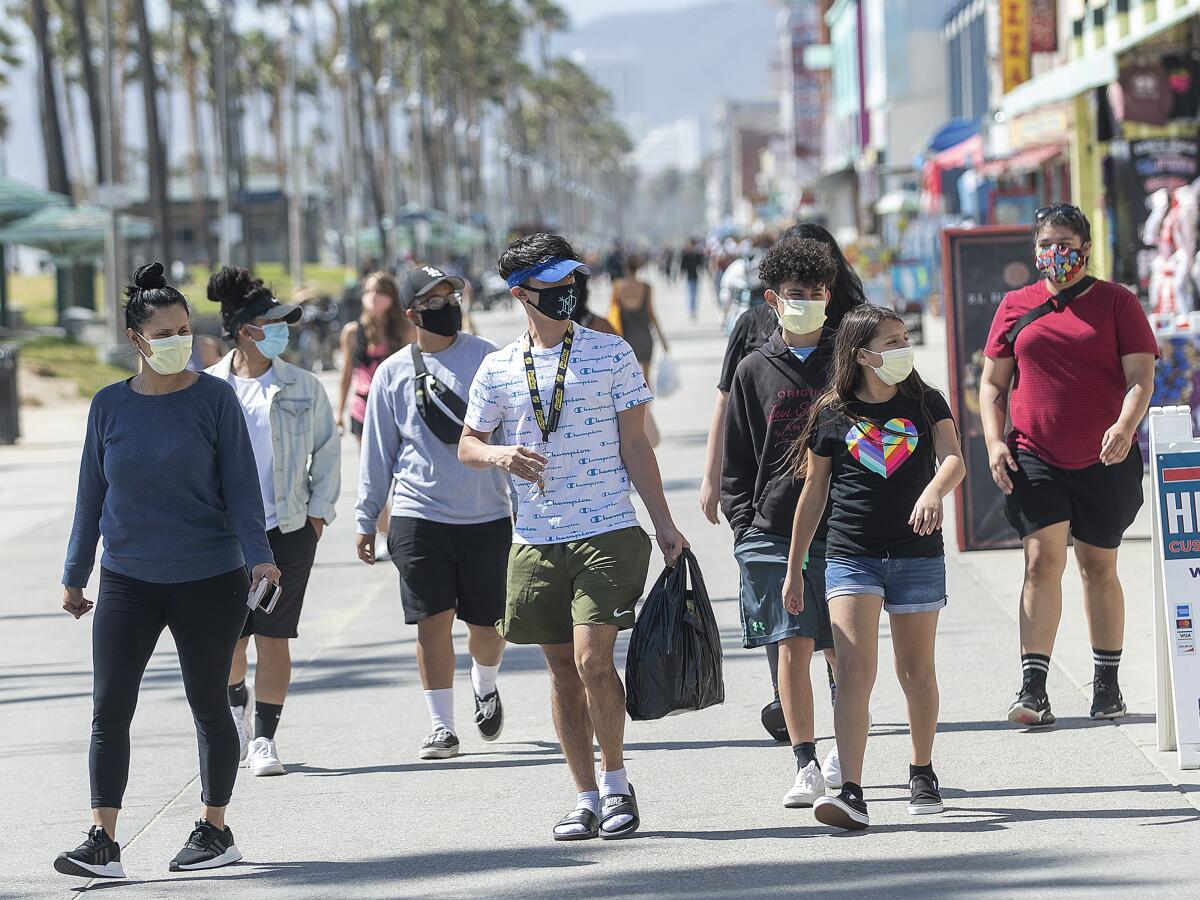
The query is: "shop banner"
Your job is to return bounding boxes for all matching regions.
[942,226,1033,551]
[1029,0,1057,54]
[1001,0,1031,94]
[1148,408,1200,768]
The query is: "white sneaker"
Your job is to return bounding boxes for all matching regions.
[822,745,843,790]
[246,736,285,776]
[783,760,826,808]
[230,683,255,763]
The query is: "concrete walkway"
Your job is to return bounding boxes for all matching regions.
[2,277,1197,898]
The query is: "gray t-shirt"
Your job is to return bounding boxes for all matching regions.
[356,333,511,531]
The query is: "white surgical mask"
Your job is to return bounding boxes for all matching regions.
[776,297,827,335]
[135,333,193,375]
[863,346,914,385]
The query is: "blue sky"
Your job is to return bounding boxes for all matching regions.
[562,0,713,24]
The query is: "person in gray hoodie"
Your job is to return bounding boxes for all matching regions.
[356,265,512,761]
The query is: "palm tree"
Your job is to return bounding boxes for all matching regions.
[0,20,21,173]
[170,0,215,266]
[30,0,72,197]
[133,0,172,264]
[68,0,105,181]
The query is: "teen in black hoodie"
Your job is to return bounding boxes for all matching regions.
[720,238,844,808]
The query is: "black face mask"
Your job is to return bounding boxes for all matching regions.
[527,283,578,321]
[416,305,462,337]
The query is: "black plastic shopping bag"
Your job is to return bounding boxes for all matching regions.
[625,549,725,720]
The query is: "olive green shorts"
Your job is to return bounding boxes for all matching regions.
[500,526,653,645]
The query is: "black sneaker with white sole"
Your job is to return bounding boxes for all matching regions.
[168,821,241,872]
[760,698,789,743]
[54,826,125,879]
[1007,683,1056,727]
[813,788,869,831]
[908,773,944,815]
[419,726,460,759]
[475,690,504,741]
[1090,680,1127,719]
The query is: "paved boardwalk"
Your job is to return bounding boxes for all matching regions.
[2,280,1197,897]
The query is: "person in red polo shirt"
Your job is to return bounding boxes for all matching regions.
[980,204,1158,727]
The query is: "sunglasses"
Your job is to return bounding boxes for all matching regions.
[1035,203,1084,222]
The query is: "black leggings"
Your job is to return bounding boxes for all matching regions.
[90,567,249,809]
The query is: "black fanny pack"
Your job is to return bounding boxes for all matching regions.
[412,344,468,444]
[1004,276,1096,346]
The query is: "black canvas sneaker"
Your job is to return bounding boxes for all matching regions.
[54,826,125,879]
[1090,680,1127,719]
[419,726,461,759]
[760,698,789,743]
[908,773,944,815]
[1007,683,1056,726]
[474,690,504,741]
[814,787,869,831]
[169,820,241,872]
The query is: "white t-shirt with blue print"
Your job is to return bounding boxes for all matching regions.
[465,325,653,545]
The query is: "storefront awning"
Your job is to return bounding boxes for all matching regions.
[975,145,1065,179]
[1001,52,1118,119]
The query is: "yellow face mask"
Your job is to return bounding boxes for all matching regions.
[135,333,193,375]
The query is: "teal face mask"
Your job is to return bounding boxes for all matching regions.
[254,322,291,359]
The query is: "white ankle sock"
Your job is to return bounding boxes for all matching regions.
[599,767,629,797]
[423,688,455,734]
[471,660,502,698]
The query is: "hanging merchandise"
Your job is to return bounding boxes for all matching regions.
[1148,184,1199,319]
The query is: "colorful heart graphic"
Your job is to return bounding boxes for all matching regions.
[845,417,918,478]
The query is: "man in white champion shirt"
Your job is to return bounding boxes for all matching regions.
[460,233,687,842]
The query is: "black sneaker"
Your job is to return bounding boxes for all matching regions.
[168,820,241,872]
[908,773,944,815]
[419,726,461,759]
[54,826,125,879]
[474,690,504,741]
[1007,683,1055,727]
[760,698,790,743]
[1091,680,1127,719]
[814,788,869,831]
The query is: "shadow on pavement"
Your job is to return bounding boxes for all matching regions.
[69,847,1172,896]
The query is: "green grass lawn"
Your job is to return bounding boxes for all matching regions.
[18,336,132,398]
[7,263,351,327]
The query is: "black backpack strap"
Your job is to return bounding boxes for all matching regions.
[1004,276,1096,347]
[411,343,468,444]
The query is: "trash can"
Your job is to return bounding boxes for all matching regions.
[0,343,20,445]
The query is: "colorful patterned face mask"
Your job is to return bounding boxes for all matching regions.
[1035,243,1087,284]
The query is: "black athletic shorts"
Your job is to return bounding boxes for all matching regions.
[387,516,512,626]
[242,522,320,639]
[1004,445,1144,550]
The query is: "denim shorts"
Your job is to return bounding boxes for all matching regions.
[825,555,948,614]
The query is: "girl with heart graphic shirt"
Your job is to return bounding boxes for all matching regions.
[781,304,965,833]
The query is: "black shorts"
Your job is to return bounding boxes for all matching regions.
[242,522,320,639]
[1004,445,1144,550]
[387,516,512,626]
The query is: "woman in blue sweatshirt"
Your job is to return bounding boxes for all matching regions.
[55,263,280,880]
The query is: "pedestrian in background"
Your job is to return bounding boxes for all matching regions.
[460,233,687,842]
[700,222,865,739]
[356,265,511,760]
[785,304,964,832]
[336,271,413,441]
[570,271,618,335]
[979,204,1157,727]
[679,238,705,320]
[56,263,280,879]
[610,254,668,446]
[721,238,842,807]
[206,266,341,778]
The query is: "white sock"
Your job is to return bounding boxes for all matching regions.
[471,660,502,698]
[423,688,455,734]
[553,790,601,837]
[599,768,633,831]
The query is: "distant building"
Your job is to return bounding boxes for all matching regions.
[569,47,645,137]
[633,119,703,176]
[708,99,782,228]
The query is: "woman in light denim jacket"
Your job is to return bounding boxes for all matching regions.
[206,267,341,776]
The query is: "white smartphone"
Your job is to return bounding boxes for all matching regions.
[247,579,283,615]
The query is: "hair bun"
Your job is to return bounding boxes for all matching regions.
[133,262,167,291]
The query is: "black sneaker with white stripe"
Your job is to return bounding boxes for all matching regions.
[814,786,869,831]
[1008,683,1055,727]
[168,820,242,872]
[475,690,504,741]
[54,826,125,879]
[419,726,460,759]
[908,773,944,815]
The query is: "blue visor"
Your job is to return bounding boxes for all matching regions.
[505,257,591,288]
